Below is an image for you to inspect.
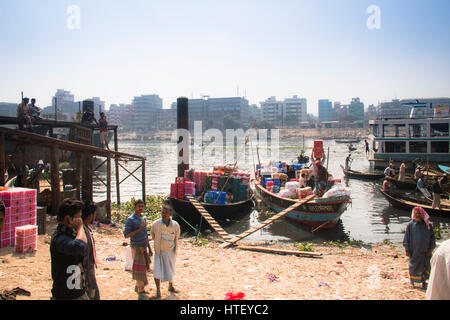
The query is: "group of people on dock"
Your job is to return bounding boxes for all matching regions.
[16,97,41,131]
[48,198,180,300]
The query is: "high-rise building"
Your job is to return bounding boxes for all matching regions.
[171,96,250,130]
[0,102,18,117]
[348,98,365,122]
[318,99,333,123]
[261,96,307,127]
[132,94,163,132]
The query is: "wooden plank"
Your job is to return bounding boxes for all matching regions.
[185,195,231,242]
[237,245,323,258]
[50,145,60,216]
[219,194,316,249]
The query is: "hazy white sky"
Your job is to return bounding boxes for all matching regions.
[1,0,449,114]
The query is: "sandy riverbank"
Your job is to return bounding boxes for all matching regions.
[0,221,426,300]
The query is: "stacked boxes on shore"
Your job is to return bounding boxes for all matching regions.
[0,188,37,249]
[15,225,38,253]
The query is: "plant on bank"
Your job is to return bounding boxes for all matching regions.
[111,195,166,225]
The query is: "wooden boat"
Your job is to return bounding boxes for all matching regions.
[335,139,360,144]
[169,196,254,231]
[386,176,418,191]
[379,189,450,216]
[439,165,450,174]
[253,179,351,229]
[340,165,385,181]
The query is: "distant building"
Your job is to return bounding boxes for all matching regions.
[348,97,365,122]
[156,108,177,130]
[132,94,163,132]
[318,99,333,123]
[0,102,18,118]
[248,104,262,124]
[261,96,307,127]
[107,104,133,130]
[171,96,250,130]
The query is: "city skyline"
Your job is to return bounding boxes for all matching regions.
[1,0,450,114]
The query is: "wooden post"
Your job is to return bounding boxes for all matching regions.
[107,156,111,221]
[0,133,5,186]
[75,153,81,200]
[81,154,93,205]
[142,159,146,204]
[177,97,189,177]
[50,145,60,216]
[114,128,120,205]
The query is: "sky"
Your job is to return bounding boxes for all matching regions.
[1,0,450,114]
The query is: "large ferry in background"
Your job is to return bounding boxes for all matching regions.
[368,102,450,170]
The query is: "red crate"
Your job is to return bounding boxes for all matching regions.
[314,140,323,149]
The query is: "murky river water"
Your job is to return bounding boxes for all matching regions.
[93,138,450,244]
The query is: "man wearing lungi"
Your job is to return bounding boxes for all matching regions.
[151,204,181,299]
[403,207,436,289]
[124,199,153,299]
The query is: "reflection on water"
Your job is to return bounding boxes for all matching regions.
[93,139,450,244]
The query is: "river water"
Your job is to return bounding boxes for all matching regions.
[93,138,450,244]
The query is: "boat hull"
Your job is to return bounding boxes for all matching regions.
[341,166,385,181]
[253,180,350,228]
[169,197,254,231]
[379,189,450,216]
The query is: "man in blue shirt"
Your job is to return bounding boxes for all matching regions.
[124,199,153,299]
[50,199,88,300]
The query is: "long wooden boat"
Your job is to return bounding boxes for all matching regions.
[169,196,255,231]
[379,189,450,216]
[340,165,385,181]
[387,176,418,191]
[335,139,361,144]
[253,179,351,229]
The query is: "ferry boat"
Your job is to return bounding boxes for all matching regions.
[368,104,450,170]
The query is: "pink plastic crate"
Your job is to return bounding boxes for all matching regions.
[1,231,11,239]
[0,238,11,248]
[16,225,38,237]
[26,218,37,226]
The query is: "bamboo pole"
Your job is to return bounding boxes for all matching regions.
[50,145,60,216]
[237,245,322,258]
[107,156,111,221]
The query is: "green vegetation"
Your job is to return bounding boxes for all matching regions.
[294,242,314,252]
[192,235,209,247]
[111,194,166,225]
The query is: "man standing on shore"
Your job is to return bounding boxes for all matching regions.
[50,199,89,300]
[151,204,181,299]
[124,200,153,299]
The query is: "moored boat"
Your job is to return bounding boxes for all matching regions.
[253,179,351,229]
[335,139,361,144]
[340,165,385,181]
[379,188,450,216]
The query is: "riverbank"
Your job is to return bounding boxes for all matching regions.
[117,128,369,142]
[0,220,427,300]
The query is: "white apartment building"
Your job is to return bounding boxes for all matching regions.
[261,95,307,127]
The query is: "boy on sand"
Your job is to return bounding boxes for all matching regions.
[151,204,181,299]
[403,207,436,289]
[124,199,153,299]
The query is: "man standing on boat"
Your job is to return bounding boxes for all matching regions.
[151,204,181,299]
[398,163,407,182]
[344,154,352,171]
[431,177,442,210]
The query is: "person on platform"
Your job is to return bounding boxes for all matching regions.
[16,97,32,130]
[151,204,181,300]
[29,98,41,121]
[426,239,450,300]
[82,203,100,300]
[98,112,110,150]
[81,108,98,125]
[364,140,369,154]
[398,163,407,182]
[0,200,5,233]
[403,207,436,289]
[123,199,153,299]
[431,177,442,210]
[50,199,89,300]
